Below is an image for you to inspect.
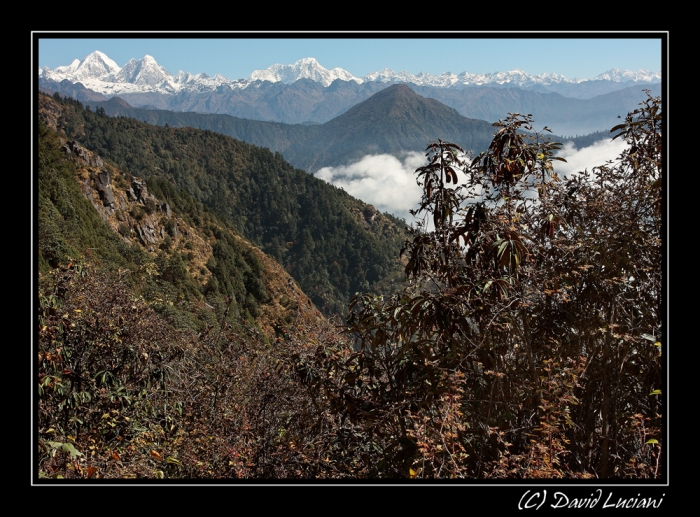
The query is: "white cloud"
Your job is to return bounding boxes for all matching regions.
[315,152,427,222]
[315,138,629,226]
[553,137,628,178]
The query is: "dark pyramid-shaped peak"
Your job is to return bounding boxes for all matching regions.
[104,96,134,109]
[327,83,463,130]
[314,84,494,168]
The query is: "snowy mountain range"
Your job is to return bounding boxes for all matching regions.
[40,51,661,97]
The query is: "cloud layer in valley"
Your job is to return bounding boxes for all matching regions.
[315,138,629,224]
[553,137,628,178]
[315,152,428,222]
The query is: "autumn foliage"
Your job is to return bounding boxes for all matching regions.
[336,92,663,478]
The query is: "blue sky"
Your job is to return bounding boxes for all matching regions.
[36,33,664,81]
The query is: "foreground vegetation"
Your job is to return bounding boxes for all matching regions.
[37,93,662,479]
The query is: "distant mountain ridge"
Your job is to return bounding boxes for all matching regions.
[41,51,660,97]
[42,51,246,96]
[39,51,661,137]
[81,84,499,173]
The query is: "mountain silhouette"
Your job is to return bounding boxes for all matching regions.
[283,84,497,171]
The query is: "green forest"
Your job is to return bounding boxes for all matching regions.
[36,91,663,480]
[47,94,406,316]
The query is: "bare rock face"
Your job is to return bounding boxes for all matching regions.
[127,185,138,201]
[38,95,63,129]
[131,178,147,201]
[363,205,378,225]
[38,93,217,288]
[135,215,158,246]
[95,170,115,207]
[62,140,104,168]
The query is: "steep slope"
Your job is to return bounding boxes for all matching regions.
[38,111,322,337]
[40,93,408,316]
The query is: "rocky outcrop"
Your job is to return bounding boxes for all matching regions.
[135,215,158,249]
[363,205,378,225]
[62,140,104,168]
[128,177,164,212]
[38,95,63,130]
[130,178,147,201]
[95,170,115,207]
[53,130,182,255]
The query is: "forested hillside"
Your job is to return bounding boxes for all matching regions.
[38,114,322,335]
[41,93,407,315]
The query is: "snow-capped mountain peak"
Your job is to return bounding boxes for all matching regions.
[70,50,121,81]
[362,67,585,88]
[113,55,173,88]
[53,58,81,75]
[39,51,661,98]
[593,68,662,83]
[249,57,362,86]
